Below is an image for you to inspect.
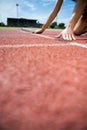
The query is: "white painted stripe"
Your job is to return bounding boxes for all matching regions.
[21,29,63,40]
[32,33,56,40]
[70,42,87,48]
[0,43,70,48]
[0,43,87,48]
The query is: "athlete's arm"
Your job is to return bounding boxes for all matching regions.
[35,0,63,34]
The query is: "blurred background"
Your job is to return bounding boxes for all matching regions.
[0,0,75,29]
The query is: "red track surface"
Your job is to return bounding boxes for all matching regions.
[0,30,87,130]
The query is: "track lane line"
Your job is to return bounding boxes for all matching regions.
[21,29,68,41]
[0,43,87,48]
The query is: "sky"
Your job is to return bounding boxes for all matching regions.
[0,0,75,25]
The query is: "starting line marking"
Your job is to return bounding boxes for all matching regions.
[0,42,87,49]
[21,29,66,41]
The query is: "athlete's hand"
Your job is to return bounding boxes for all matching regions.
[33,29,44,34]
[56,28,76,41]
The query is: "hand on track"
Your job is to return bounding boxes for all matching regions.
[56,28,76,41]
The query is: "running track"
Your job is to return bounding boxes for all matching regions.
[0,29,87,130]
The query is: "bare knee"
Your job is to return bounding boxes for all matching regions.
[73,29,81,36]
[73,15,87,35]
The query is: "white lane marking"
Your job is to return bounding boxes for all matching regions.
[0,43,87,48]
[70,42,87,48]
[0,43,70,48]
[32,33,56,40]
[21,30,63,40]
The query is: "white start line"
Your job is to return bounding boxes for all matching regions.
[0,42,87,49]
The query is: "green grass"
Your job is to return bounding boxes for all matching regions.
[47,28,62,32]
[0,27,21,30]
[0,26,62,32]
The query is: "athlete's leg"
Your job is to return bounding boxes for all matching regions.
[74,8,87,35]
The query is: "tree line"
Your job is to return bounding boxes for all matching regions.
[0,21,65,29]
[49,21,65,29]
